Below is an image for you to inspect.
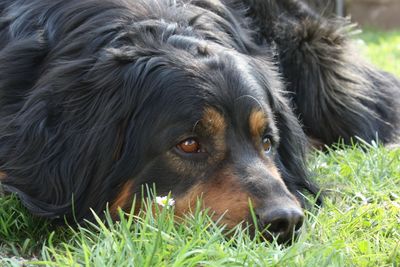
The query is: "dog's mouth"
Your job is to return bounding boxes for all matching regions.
[109,177,305,244]
[145,195,305,244]
[170,183,304,244]
[211,209,304,244]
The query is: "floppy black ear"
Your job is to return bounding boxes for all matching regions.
[0,44,146,222]
[270,92,322,205]
[235,0,400,145]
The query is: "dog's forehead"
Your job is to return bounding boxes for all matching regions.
[201,58,274,129]
[139,48,276,136]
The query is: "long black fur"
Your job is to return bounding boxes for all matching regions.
[239,0,400,144]
[0,0,398,223]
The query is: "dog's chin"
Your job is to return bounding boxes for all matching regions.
[258,228,302,245]
[218,219,302,245]
[137,196,303,245]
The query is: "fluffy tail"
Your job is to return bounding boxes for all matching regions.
[238,0,400,145]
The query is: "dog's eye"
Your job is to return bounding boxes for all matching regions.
[177,138,202,153]
[262,136,272,154]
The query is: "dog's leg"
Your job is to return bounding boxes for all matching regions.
[238,0,400,145]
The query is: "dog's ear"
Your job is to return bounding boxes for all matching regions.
[268,91,322,205]
[0,44,148,222]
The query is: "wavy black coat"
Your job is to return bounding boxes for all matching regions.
[0,0,398,223]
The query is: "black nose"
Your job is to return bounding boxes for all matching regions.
[256,207,304,243]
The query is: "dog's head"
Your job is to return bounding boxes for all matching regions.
[0,0,319,243]
[102,37,319,242]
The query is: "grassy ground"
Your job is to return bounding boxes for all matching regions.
[359,30,400,75]
[1,31,399,266]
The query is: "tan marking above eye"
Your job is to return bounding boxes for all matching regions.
[202,107,226,136]
[177,138,202,153]
[249,110,268,140]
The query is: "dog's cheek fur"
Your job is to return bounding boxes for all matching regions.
[173,169,254,228]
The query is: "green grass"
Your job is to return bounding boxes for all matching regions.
[1,31,400,266]
[359,30,400,75]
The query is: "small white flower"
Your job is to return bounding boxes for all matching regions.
[155,196,175,207]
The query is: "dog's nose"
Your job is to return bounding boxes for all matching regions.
[256,206,304,243]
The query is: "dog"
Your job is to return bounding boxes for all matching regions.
[0,0,399,243]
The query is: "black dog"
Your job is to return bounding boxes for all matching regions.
[0,0,398,243]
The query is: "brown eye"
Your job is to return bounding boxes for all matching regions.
[262,136,272,153]
[177,138,201,153]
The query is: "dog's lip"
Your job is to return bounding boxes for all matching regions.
[240,214,303,243]
[246,225,303,244]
